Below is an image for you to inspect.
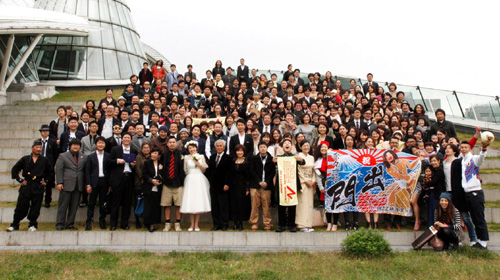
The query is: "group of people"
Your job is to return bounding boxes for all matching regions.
[6,59,491,249]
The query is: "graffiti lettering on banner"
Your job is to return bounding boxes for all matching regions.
[325,149,421,216]
[277,156,298,206]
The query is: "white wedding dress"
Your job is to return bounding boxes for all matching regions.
[180,155,211,214]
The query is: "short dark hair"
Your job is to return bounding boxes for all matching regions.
[95,136,106,144]
[257,141,268,148]
[435,109,446,117]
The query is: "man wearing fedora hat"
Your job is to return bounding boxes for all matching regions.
[55,138,87,230]
[7,140,54,232]
[38,124,59,208]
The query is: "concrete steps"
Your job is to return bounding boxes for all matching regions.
[1,203,499,224]
[0,231,499,250]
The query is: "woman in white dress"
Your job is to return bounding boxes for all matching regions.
[180,141,211,231]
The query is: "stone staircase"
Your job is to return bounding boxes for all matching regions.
[0,100,499,251]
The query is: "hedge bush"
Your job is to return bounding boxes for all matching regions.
[341,228,392,258]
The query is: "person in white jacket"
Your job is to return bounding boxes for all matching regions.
[455,140,488,249]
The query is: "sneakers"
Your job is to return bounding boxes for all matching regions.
[6,226,15,232]
[174,223,182,232]
[28,226,37,232]
[163,223,171,232]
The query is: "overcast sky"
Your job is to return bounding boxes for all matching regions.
[129,0,499,97]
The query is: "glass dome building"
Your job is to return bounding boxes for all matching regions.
[32,0,152,86]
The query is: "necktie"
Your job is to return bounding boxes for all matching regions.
[73,154,78,165]
[84,123,88,134]
[169,153,175,179]
[138,136,143,147]
[116,137,121,145]
[216,154,221,167]
[356,121,359,129]
[42,140,46,157]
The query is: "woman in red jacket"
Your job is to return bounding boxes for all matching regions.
[152,60,166,81]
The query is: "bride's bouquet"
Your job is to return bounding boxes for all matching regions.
[192,153,201,162]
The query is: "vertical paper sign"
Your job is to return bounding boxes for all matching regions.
[277,157,298,206]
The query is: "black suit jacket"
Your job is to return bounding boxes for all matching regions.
[105,135,120,153]
[84,151,109,189]
[39,138,59,166]
[59,130,85,153]
[97,117,120,136]
[363,81,379,95]
[77,122,90,136]
[207,153,232,193]
[212,67,225,77]
[229,134,253,158]
[450,158,467,212]
[138,69,153,86]
[161,149,184,188]
[237,65,249,82]
[166,93,184,105]
[347,119,368,131]
[107,145,138,188]
[49,119,68,140]
[142,159,162,195]
[249,153,275,190]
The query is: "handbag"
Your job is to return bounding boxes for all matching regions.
[430,235,444,251]
[135,194,144,217]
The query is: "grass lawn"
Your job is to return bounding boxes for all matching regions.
[46,89,122,102]
[0,249,498,280]
[485,201,500,208]
[481,168,500,174]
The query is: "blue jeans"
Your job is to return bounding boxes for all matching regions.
[460,211,477,243]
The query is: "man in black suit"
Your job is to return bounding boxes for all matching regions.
[293,69,305,87]
[84,136,109,230]
[139,81,154,99]
[237,58,249,83]
[222,67,236,86]
[138,62,153,87]
[249,142,275,231]
[107,132,137,230]
[200,70,213,90]
[59,117,85,153]
[166,83,184,105]
[208,139,232,231]
[362,73,379,95]
[77,111,91,136]
[347,108,369,131]
[228,119,253,158]
[38,124,59,208]
[97,104,120,138]
[49,105,68,144]
[105,124,123,153]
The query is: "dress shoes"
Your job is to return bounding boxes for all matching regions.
[289,226,297,232]
[221,225,228,231]
[110,226,117,231]
[148,225,155,233]
[85,222,92,231]
[99,219,106,230]
[210,226,221,231]
[275,227,285,233]
[65,225,78,230]
[121,225,130,230]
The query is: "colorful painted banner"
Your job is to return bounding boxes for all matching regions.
[192,117,226,126]
[325,149,421,216]
[277,156,298,206]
